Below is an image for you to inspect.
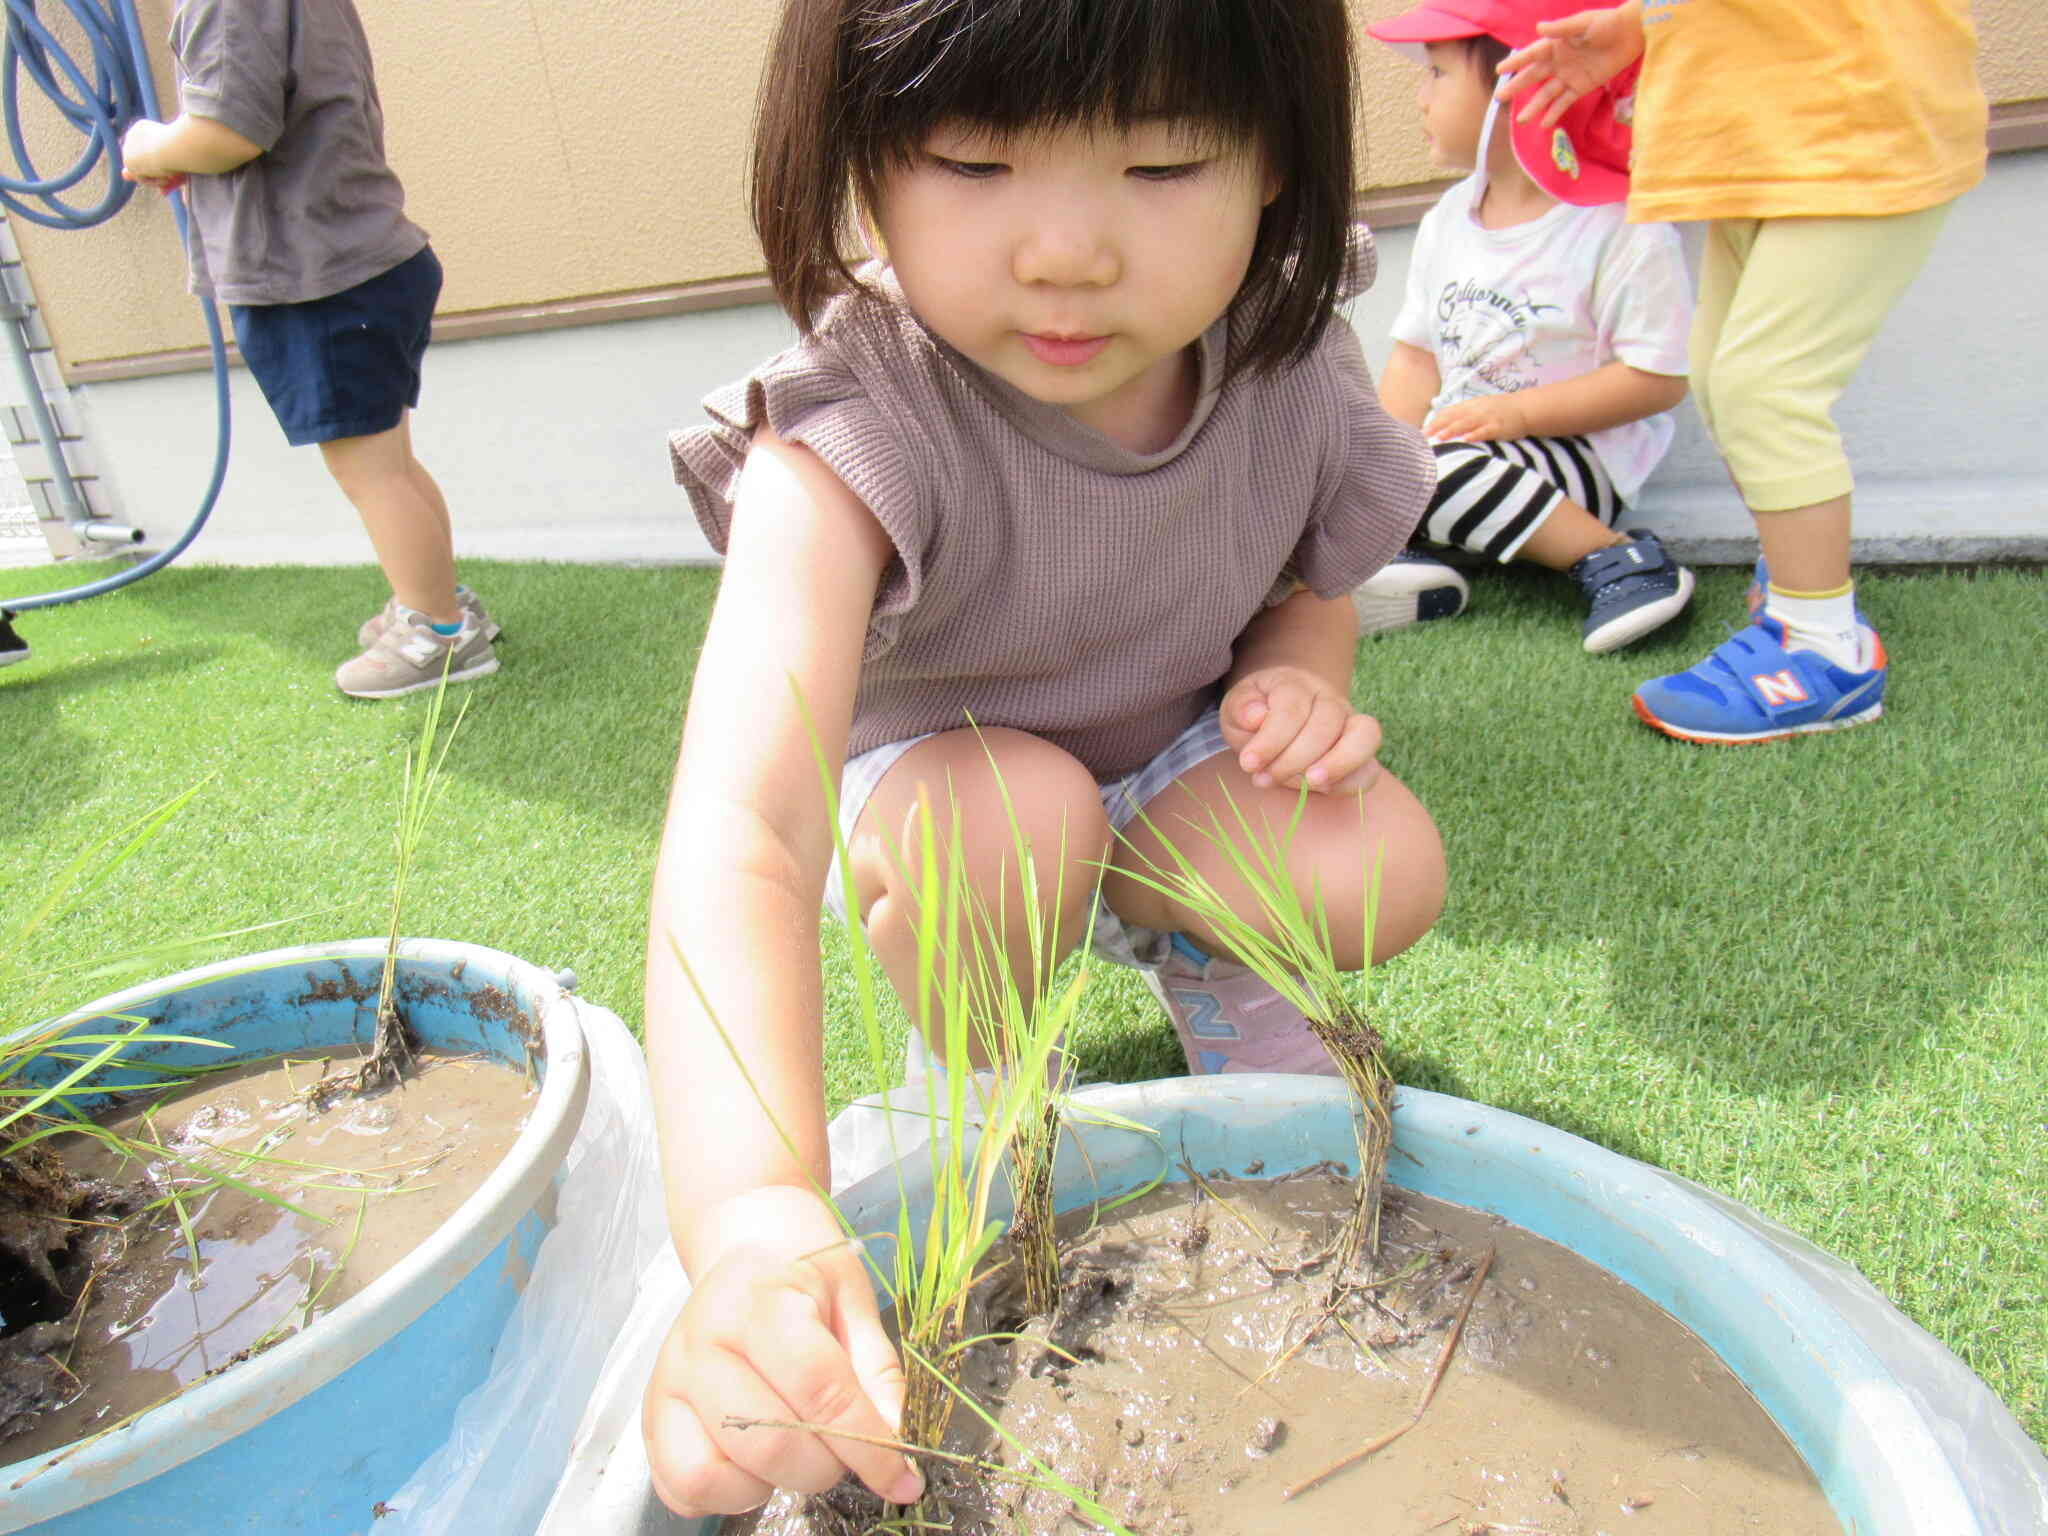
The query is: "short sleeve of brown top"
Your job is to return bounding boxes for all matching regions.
[671,238,1432,782]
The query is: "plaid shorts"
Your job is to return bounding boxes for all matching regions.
[822,707,1229,968]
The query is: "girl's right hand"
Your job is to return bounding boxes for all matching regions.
[1495,4,1645,130]
[641,1186,925,1518]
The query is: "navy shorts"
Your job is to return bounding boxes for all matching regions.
[230,245,442,446]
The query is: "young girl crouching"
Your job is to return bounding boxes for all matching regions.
[642,0,1448,1515]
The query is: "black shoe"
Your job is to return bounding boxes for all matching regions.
[1352,549,1470,637]
[1570,530,1695,654]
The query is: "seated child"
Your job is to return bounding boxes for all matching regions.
[1355,0,1695,655]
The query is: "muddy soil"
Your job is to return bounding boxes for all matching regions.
[0,1046,531,1469]
[732,1168,1839,1535]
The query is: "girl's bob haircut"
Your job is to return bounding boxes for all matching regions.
[754,0,1359,377]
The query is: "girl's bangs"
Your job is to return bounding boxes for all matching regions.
[844,0,1289,161]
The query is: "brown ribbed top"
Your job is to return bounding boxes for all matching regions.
[672,244,1431,780]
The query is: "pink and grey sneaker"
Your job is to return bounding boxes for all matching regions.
[1143,934,1337,1077]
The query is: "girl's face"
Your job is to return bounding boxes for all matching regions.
[1417,42,1491,172]
[872,118,1276,452]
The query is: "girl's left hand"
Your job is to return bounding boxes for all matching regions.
[1426,394,1530,444]
[1221,666,1383,796]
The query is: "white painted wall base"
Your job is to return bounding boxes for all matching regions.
[70,147,2048,570]
[73,300,793,568]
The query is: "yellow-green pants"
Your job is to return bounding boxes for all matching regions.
[1690,202,1951,513]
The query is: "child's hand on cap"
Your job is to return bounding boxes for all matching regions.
[1496,5,1642,130]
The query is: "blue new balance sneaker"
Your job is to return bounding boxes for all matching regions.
[1632,614,1887,744]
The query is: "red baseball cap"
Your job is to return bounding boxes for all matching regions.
[1365,0,1638,207]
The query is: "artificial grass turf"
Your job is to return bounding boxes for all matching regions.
[2,556,2043,1446]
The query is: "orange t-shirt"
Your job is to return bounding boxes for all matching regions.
[1629,0,1987,223]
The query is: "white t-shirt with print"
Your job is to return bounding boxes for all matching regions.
[1392,174,1692,503]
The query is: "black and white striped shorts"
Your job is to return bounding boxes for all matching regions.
[1421,436,1620,564]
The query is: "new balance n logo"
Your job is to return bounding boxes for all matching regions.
[1752,670,1809,708]
[1170,987,1240,1040]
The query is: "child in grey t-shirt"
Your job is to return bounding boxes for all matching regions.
[120,0,498,700]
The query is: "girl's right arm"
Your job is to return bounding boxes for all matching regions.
[1497,2,1645,129]
[641,427,925,1518]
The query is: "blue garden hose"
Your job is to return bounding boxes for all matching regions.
[0,0,231,660]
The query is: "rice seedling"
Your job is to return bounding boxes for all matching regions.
[952,739,1092,1322]
[1114,785,1392,1272]
[814,789,1097,1525]
[3,788,223,1148]
[668,830,1128,1532]
[320,662,467,1100]
[660,698,1131,1531]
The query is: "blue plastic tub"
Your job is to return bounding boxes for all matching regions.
[0,939,591,1536]
[559,1076,2047,1536]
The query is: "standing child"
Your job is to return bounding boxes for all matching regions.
[1500,0,1987,741]
[639,0,1447,1516]
[120,0,498,700]
[1356,0,1696,654]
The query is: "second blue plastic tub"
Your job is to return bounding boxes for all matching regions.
[0,939,591,1536]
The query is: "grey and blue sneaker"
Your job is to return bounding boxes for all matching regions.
[359,584,501,649]
[336,604,498,700]
[1352,549,1470,637]
[1570,529,1695,654]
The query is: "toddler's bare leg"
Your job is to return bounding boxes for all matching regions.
[847,727,1112,1067]
[319,413,460,624]
[1102,752,1445,972]
[1753,493,1852,595]
[1513,493,1627,571]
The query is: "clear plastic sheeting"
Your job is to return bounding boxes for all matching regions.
[528,1071,982,1536]
[374,996,669,1536]
[1670,1174,2048,1535]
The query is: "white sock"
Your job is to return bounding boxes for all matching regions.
[1765,583,1866,670]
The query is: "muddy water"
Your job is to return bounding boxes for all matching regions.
[733,1169,1839,1535]
[1,1048,531,1466]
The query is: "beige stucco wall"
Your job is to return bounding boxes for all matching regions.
[12,0,776,369]
[14,0,2048,372]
